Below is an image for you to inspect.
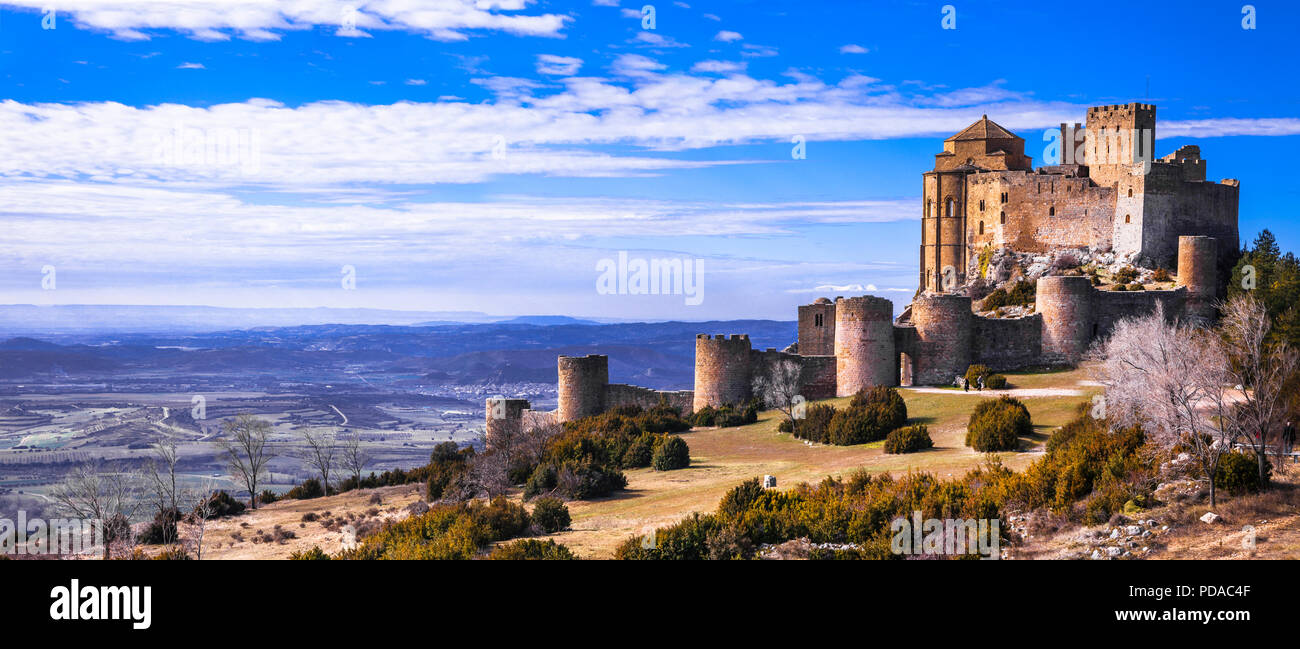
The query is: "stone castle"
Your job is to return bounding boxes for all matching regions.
[489,102,1240,430]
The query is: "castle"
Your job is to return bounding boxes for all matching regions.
[489,102,1240,429]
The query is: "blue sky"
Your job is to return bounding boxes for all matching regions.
[0,0,1297,321]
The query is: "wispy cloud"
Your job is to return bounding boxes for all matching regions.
[536,54,583,76]
[839,44,869,54]
[714,30,743,42]
[176,62,205,69]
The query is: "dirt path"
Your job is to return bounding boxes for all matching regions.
[903,387,1084,398]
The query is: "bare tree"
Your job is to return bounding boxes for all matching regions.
[143,437,182,545]
[180,479,218,560]
[1219,294,1300,486]
[1091,304,1237,507]
[299,427,339,496]
[49,461,141,559]
[752,358,803,431]
[340,433,372,489]
[218,414,275,509]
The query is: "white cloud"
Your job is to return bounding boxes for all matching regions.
[592,0,620,6]
[714,30,743,42]
[536,54,583,76]
[691,60,746,74]
[634,31,690,48]
[177,62,206,69]
[839,44,869,54]
[2,0,571,41]
[405,79,427,86]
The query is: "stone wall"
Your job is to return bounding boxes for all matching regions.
[604,383,694,416]
[972,314,1043,370]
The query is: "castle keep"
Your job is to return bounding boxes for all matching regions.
[921,103,1238,292]
[485,103,1241,430]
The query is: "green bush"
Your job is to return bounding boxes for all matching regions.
[690,400,759,428]
[1112,284,1127,291]
[137,507,181,545]
[523,464,558,498]
[652,436,691,471]
[196,490,246,519]
[965,396,1032,452]
[1215,451,1269,495]
[1152,267,1171,282]
[1113,266,1138,284]
[531,497,571,533]
[258,489,279,505]
[983,280,1035,310]
[965,364,990,386]
[286,478,325,500]
[985,374,1008,389]
[289,546,331,560]
[477,497,532,539]
[789,403,836,442]
[151,546,191,560]
[489,539,577,560]
[884,425,933,454]
[620,434,655,469]
[1127,283,1144,291]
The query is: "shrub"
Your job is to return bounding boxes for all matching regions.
[1114,266,1138,284]
[689,400,758,428]
[884,425,933,454]
[489,539,576,560]
[289,546,331,560]
[790,403,836,443]
[1152,267,1171,282]
[1215,451,1269,496]
[983,280,1035,310]
[965,364,990,386]
[555,460,626,500]
[531,497,571,533]
[1127,283,1144,291]
[137,507,181,545]
[476,497,531,539]
[620,434,654,469]
[1112,283,1127,291]
[286,478,325,500]
[652,436,691,471]
[523,464,559,498]
[965,396,1032,452]
[151,546,191,560]
[985,374,1008,389]
[196,490,245,519]
[258,489,279,505]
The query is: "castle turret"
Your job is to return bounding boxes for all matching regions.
[693,334,753,411]
[834,296,897,395]
[1177,235,1218,322]
[485,398,530,448]
[1036,275,1095,363]
[797,297,836,356]
[909,294,973,385]
[557,355,608,422]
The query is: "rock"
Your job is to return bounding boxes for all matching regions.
[1142,530,1152,538]
[1091,549,1102,560]
[1177,453,1190,462]
[1200,512,1220,524]
[1126,525,1142,536]
[1109,528,1121,539]
[1106,546,1123,557]
[1026,262,1049,278]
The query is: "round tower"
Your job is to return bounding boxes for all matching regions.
[557,355,608,422]
[693,334,753,412]
[834,296,897,396]
[909,294,973,385]
[1035,275,1095,364]
[1177,235,1217,322]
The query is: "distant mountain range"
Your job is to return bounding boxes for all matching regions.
[0,317,796,391]
[0,305,621,335]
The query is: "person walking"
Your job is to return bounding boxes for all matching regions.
[962,377,969,392]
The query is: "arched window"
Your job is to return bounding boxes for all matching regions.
[979,199,985,211]
[1000,192,1008,203]
[1127,188,1133,198]
[945,197,954,217]
[1049,206,1055,216]
[1125,214,1131,224]
[978,221,985,235]
[1000,211,1006,225]
[814,313,823,327]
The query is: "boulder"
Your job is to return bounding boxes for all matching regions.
[1200,512,1220,524]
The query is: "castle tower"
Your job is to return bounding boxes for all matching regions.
[693,334,753,411]
[485,398,530,448]
[1177,235,1218,322]
[1085,103,1156,188]
[1036,276,1095,364]
[557,355,608,422]
[834,296,897,395]
[909,295,973,385]
[921,115,1031,292]
[797,297,836,356]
